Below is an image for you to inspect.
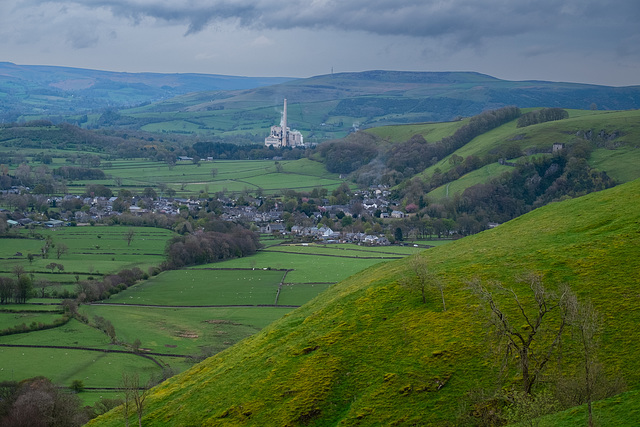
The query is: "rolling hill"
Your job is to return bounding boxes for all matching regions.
[7,67,640,143]
[89,178,640,426]
[0,62,293,120]
[114,71,640,142]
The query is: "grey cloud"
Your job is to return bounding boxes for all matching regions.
[20,0,640,60]
[28,0,638,43]
[66,26,101,49]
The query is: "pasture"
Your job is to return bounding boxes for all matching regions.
[0,226,174,288]
[214,243,421,283]
[427,162,513,199]
[0,231,422,406]
[63,157,344,197]
[80,305,292,356]
[0,346,159,388]
[0,311,63,330]
[104,268,285,306]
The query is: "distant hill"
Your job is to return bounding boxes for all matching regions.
[89,178,640,426]
[0,62,294,120]
[109,70,640,142]
[5,68,640,143]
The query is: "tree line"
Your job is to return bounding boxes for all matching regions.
[191,140,308,161]
[53,166,106,180]
[318,106,521,185]
[0,276,32,304]
[517,107,569,128]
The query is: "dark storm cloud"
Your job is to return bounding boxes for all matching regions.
[28,0,640,46]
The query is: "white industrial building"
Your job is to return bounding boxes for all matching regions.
[265,99,304,148]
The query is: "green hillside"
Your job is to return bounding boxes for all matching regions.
[356,109,640,203]
[427,109,640,200]
[90,179,640,426]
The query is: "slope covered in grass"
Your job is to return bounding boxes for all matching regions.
[421,109,640,200]
[90,179,640,426]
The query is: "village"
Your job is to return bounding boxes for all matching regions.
[0,184,420,246]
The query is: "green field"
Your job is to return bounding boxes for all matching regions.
[366,119,468,143]
[104,268,285,306]
[212,244,415,283]
[62,157,344,197]
[0,311,63,330]
[0,226,174,286]
[0,346,158,387]
[428,162,514,199]
[79,305,291,356]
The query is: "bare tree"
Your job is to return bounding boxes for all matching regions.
[36,279,51,298]
[470,274,570,394]
[56,243,68,259]
[402,254,446,311]
[122,373,149,427]
[121,373,132,427]
[11,265,25,280]
[41,236,53,259]
[561,295,624,426]
[124,228,135,247]
[570,297,599,427]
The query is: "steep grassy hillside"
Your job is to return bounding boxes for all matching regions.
[361,109,640,201]
[365,119,468,143]
[90,179,640,426]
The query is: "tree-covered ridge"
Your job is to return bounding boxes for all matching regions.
[517,107,569,127]
[318,106,520,181]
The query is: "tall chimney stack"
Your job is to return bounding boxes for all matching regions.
[282,98,288,146]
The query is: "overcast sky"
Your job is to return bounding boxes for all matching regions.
[2,0,639,86]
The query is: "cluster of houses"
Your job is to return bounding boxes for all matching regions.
[260,223,390,246]
[2,185,399,245]
[4,217,65,228]
[288,225,390,245]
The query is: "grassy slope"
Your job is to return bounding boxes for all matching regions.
[90,179,640,426]
[413,109,640,200]
[365,119,468,143]
[516,389,640,426]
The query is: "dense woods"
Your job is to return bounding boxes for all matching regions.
[458,144,615,222]
[388,139,616,238]
[0,276,33,304]
[317,132,379,174]
[191,141,307,161]
[164,227,260,269]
